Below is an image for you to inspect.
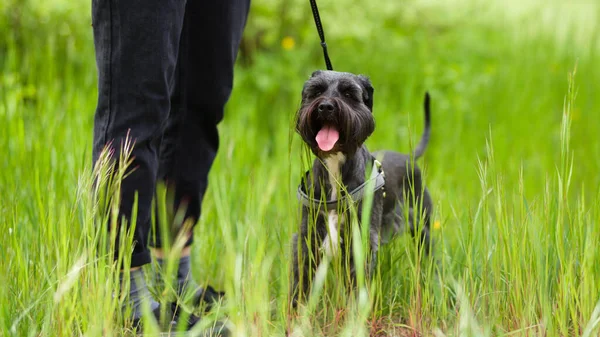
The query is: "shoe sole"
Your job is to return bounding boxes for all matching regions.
[154,321,230,337]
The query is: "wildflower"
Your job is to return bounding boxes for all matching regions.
[433,220,441,230]
[281,36,295,51]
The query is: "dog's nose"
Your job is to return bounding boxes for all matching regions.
[318,102,335,114]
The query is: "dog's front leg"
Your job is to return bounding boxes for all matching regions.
[347,194,384,285]
[290,232,313,308]
[290,209,325,308]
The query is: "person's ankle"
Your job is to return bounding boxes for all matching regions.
[120,268,160,321]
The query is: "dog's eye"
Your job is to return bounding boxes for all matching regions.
[344,92,357,100]
[305,91,321,100]
[307,89,323,99]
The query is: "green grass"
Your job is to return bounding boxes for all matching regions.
[1,0,600,336]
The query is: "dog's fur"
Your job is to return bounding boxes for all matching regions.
[290,70,433,307]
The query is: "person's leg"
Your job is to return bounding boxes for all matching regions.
[91,0,186,324]
[153,0,251,304]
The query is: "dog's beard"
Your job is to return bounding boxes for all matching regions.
[296,97,375,157]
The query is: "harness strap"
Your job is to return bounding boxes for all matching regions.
[297,159,385,211]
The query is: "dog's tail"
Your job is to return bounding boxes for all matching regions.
[413,92,431,159]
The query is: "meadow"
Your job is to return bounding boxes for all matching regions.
[1,0,599,336]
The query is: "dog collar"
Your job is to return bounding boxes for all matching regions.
[297,159,386,211]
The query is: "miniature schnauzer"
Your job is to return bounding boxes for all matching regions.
[290,70,433,307]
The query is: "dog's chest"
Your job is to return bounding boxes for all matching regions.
[321,153,346,257]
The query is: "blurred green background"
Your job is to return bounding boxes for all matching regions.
[2,0,598,201]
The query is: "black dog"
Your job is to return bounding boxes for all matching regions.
[290,70,433,307]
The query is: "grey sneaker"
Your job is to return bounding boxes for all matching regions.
[130,304,176,335]
[169,286,229,336]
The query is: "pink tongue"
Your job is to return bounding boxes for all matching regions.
[315,126,339,151]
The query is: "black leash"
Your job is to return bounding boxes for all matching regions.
[309,0,333,70]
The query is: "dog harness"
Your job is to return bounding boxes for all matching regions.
[297,159,386,211]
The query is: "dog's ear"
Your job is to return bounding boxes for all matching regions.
[310,70,323,78]
[357,75,374,111]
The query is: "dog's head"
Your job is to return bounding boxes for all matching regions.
[295,70,375,158]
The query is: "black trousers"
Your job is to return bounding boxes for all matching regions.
[91,0,250,267]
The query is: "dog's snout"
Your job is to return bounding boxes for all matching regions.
[318,102,335,114]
